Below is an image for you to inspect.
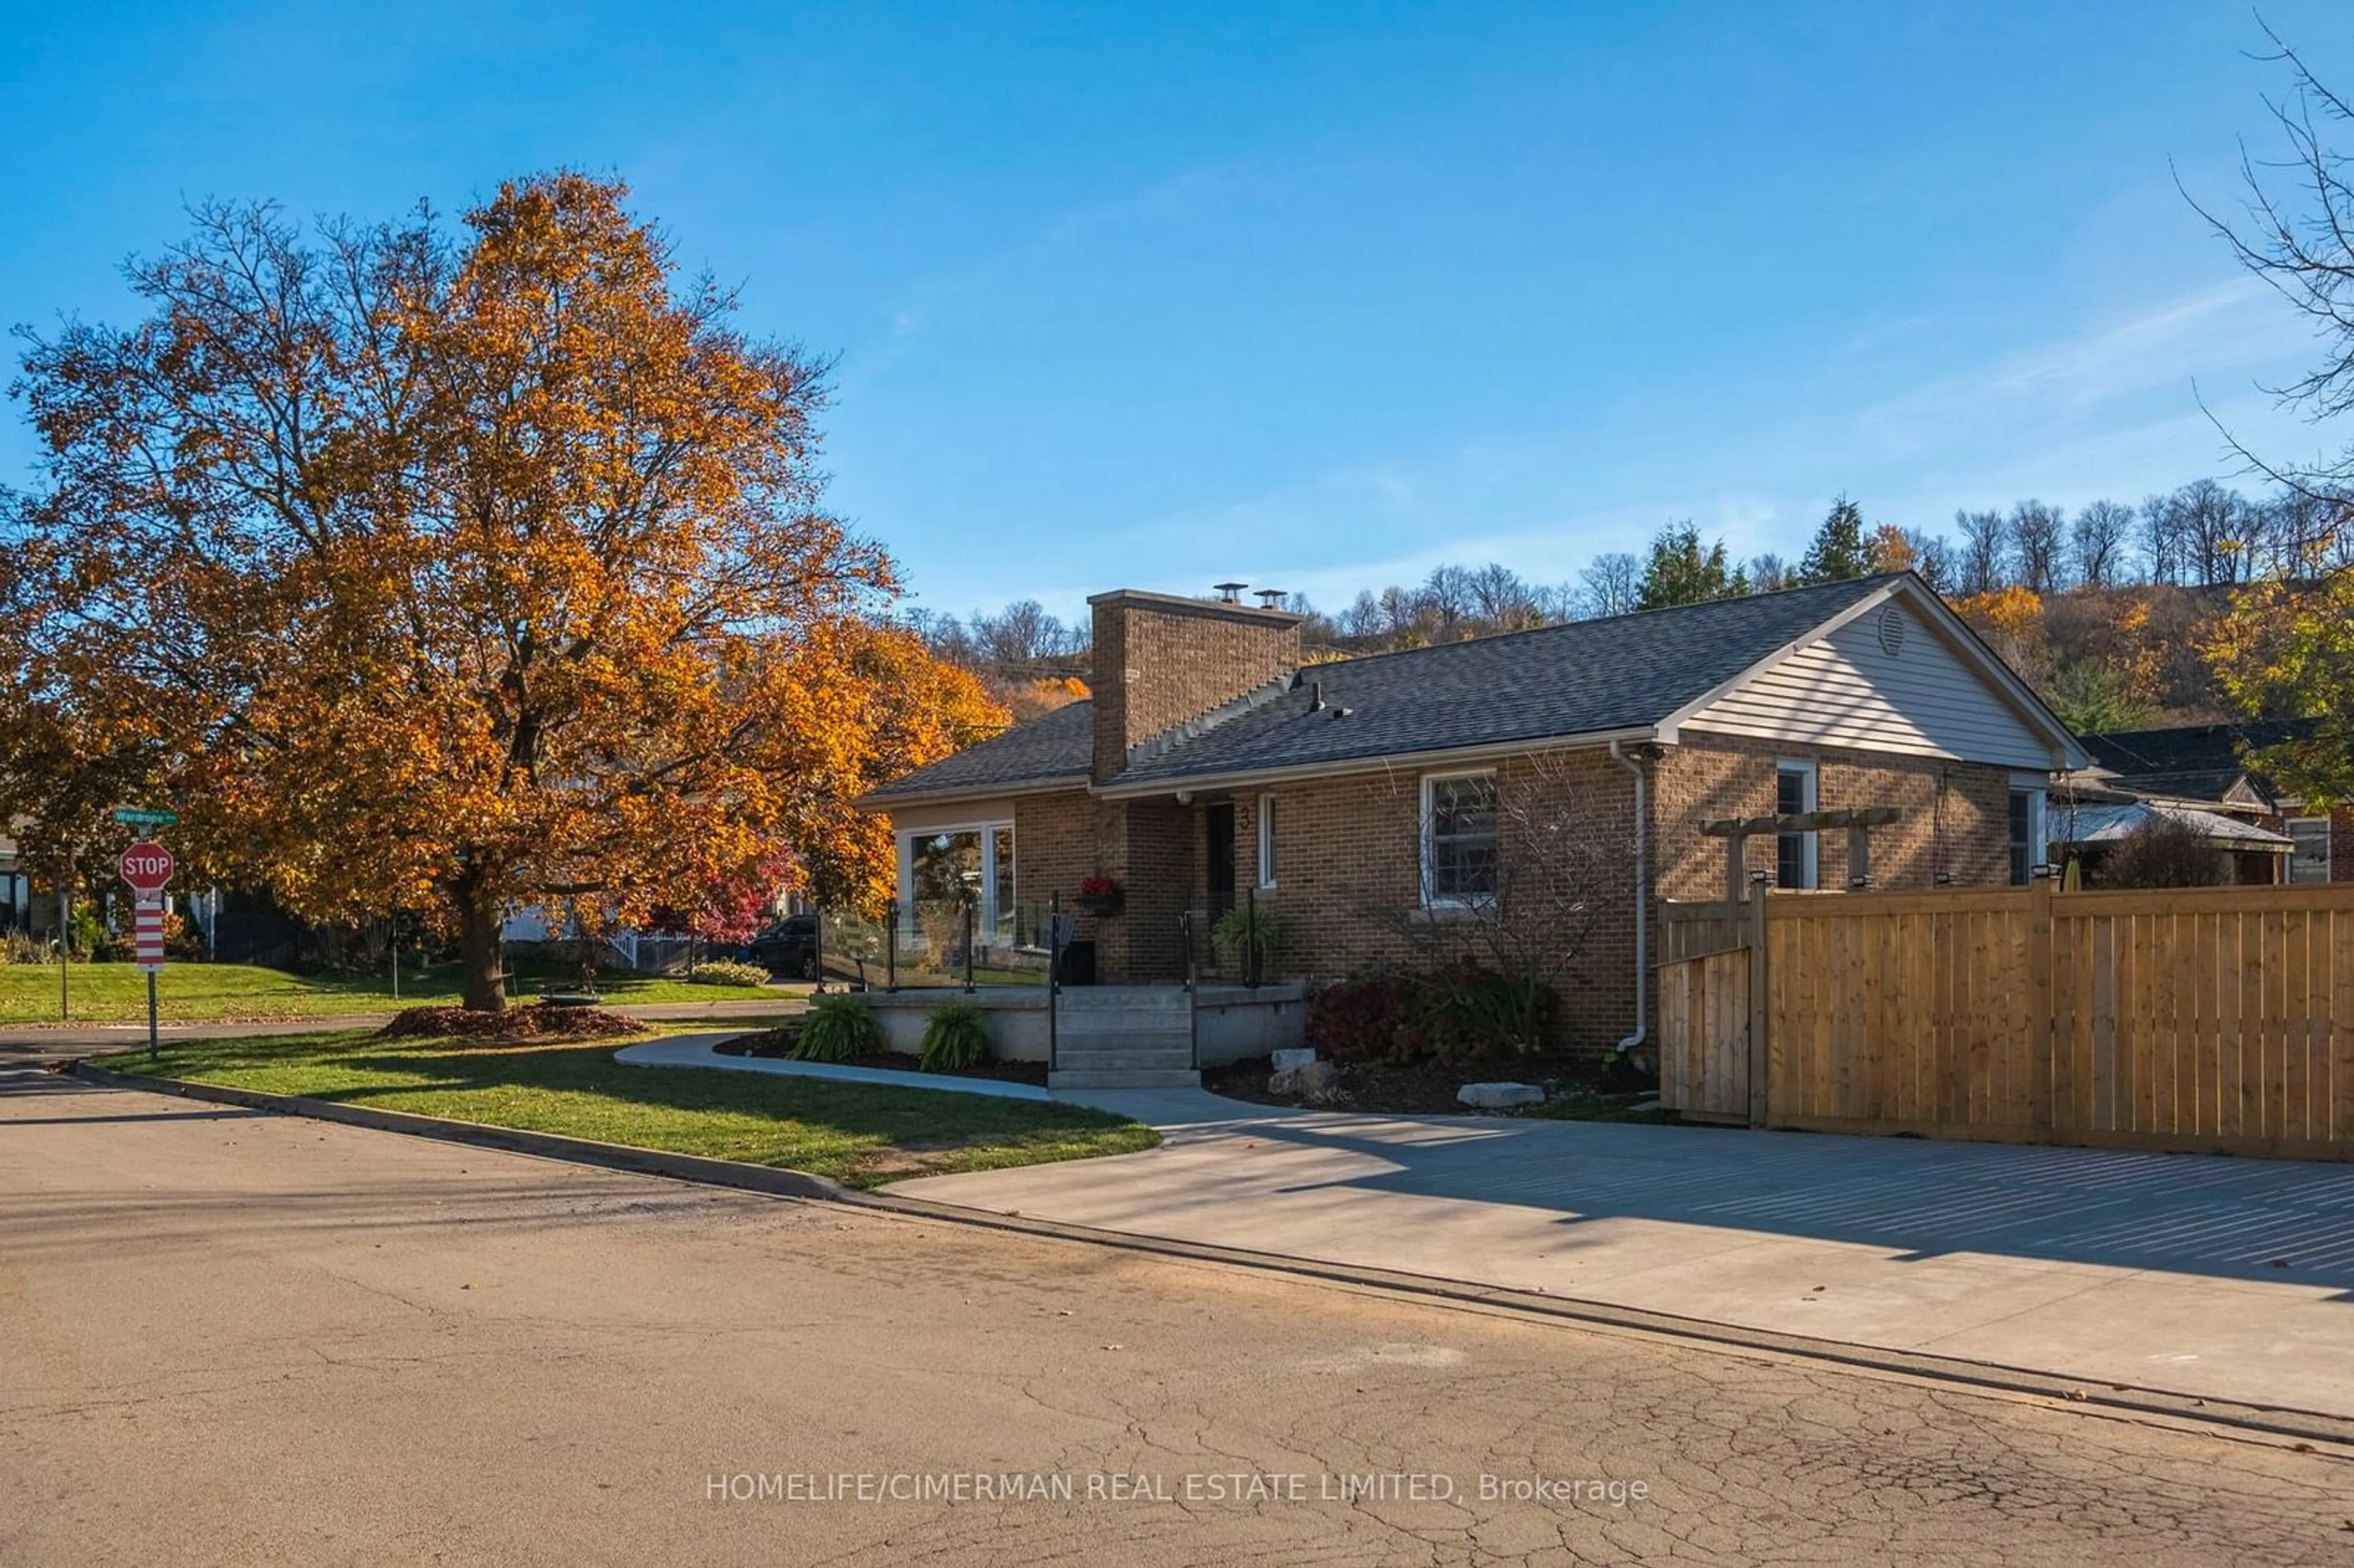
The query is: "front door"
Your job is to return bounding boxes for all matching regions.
[1205,802,1237,923]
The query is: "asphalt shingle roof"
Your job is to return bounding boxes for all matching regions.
[2079,718,2318,781]
[1110,575,1898,788]
[865,575,1902,802]
[862,697,1095,802]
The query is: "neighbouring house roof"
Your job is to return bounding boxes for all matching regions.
[859,698,1095,805]
[2055,799,2295,854]
[2078,718,2320,807]
[863,573,2088,809]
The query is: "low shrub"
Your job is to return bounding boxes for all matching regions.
[918,1002,991,1073]
[0,929,42,965]
[687,959,771,988]
[792,993,881,1062]
[1305,972,1425,1065]
[1415,957,1559,1060]
[1307,962,1561,1065]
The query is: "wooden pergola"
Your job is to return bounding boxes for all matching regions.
[1700,807,1902,902]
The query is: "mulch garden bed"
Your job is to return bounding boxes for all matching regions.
[1203,1053,1663,1120]
[715,1028,1050,1087]
[377,1003,645,1045]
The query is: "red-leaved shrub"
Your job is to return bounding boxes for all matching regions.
[1305,973,1426,1065]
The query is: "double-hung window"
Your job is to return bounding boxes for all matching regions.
[1422,771,1499,905]
[1775,761,1818,890]
[2288,816,2333,885]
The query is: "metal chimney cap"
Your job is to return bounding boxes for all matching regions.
[1212,581,1247,604]
[1254,588,1286,607]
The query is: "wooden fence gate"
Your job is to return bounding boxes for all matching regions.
[1654,881,2354,1159]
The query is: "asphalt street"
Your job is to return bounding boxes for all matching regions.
[5,1060,2352,1566]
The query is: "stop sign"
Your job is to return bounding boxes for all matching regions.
[119,841,175,894]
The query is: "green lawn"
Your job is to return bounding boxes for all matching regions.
[94,1030,1159,1189]
[1,961,778,1026]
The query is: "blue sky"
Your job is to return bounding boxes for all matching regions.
[4,1,2347,621]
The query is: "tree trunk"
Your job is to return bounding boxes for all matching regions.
[456,886,506,1013]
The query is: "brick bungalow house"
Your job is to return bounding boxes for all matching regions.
[860,573,2088,1052]
[2076,718,2350,886]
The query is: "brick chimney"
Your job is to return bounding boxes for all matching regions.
[1088,589,1303,783]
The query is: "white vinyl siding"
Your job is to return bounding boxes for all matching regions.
[1683,601,2052,770]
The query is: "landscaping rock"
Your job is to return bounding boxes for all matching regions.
[1457,1081,1545,1111]
[1270,1047,1318,1071]
[1269,1059,1338,1098]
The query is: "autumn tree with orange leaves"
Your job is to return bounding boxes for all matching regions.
[2,173,1002,1008]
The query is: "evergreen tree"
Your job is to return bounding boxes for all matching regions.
[1637,522,1748,609]
[1797,497,1874,584]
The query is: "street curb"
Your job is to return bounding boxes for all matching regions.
[66,1060,2354,1452]
[68,1062,843,1201]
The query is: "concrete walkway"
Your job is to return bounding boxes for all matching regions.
[615,1035,1051,1100]
[890,1095,2354,1421]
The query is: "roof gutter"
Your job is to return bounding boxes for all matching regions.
[1609,738,1650,1060]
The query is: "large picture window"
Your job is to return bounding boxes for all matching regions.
[1422,771,1499,905]
[897,821,1017,945]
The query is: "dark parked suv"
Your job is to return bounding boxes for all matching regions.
[742,913,820,980]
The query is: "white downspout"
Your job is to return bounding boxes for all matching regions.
[1609,739,1649,1057]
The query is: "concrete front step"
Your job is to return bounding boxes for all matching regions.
[1048,1011,1197,1037]
[1047,1067,1203,1090]
[1052,1047,1194,1071]
[1056,993,1193,1016]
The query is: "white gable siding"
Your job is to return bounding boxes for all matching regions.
[1680,602,2054,769]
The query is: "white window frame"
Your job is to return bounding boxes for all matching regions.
[1775,759,1819,891]
[2288,815,2333,885]
[2008,774,2049,888]
[894,820,1016,937]
[1255,793,1278,890]
[1420,769,1499,908]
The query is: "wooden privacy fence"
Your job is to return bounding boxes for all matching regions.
[1655,881,2354,1159]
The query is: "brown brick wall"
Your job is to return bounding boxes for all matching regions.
[1190,750,1645,1052]
[1005,735,2033,1051]
[1011,790,1197,981]
[1653,734,2019,900]
[1089,592,1301,781]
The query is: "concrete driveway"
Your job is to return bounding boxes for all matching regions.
[893,1093,2354,1421]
